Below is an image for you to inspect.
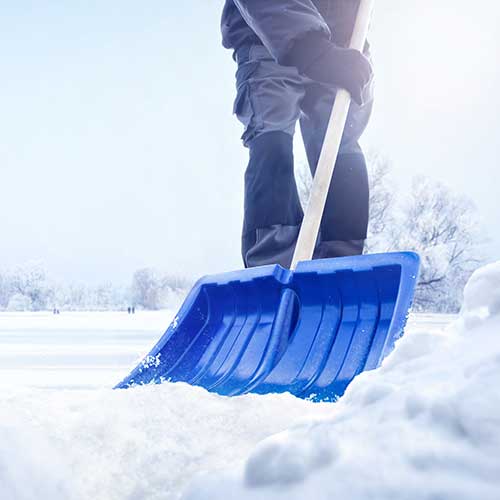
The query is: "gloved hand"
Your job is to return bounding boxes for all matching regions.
[286,33,373,105]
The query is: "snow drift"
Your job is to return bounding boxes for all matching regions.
[184,261,500,500]
[0,378,334,500]
[0,263,499,500]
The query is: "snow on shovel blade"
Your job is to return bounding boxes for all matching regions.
[115,252,420,401]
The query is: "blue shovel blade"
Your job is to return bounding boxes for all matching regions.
[115,252,420,402]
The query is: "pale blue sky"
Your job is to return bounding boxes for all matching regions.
[1,1,499,284]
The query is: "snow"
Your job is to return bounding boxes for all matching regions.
[461,261,500,323]
[0,311,335,500]
[1,263,499,500]
[184,263,500,500]
[0,311,168,389]
[0,381,338,500]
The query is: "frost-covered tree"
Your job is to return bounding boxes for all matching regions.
[131,268,191,310]
[159,273,192,310]
[395,176,483,312]
[9,261,51,311]
[364,163,483,312]
[90,282,115,310]
[53,283,88,311]
[364,153,397,254]
[131,268,162,310]
[0,272,11,309]
[7,293,32,312]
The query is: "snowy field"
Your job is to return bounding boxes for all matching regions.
[0,311,171,390]
[1,263,499,500]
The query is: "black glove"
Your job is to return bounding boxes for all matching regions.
[286,33,373,105]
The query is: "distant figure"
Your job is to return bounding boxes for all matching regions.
[132,307,136,314]
[127,307,131,314]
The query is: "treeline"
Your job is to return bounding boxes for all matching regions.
[0,263,192,312]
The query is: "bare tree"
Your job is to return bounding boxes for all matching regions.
[0,273,9,309]
[160,274,192,292]
[9,261,50,311]
[131,268,191,310]
[131,268,162,310]
[365,153,397,253]
[396,175,483,312]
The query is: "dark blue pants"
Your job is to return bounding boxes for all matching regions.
[234,44,373,268]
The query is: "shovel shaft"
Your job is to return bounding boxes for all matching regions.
[290,0,375,270]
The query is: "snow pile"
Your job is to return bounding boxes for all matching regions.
[461,261,500,326]
[184,262,500,500]
[0,424,75,500]
[0,383,333,500]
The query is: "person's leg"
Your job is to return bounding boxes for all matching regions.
[234,45,305,268]
[299,78,373,258]
[243,131,304,268]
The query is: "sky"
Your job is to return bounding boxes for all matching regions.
[1,0,499,285]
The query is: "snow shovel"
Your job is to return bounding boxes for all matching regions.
[115,0,420,401]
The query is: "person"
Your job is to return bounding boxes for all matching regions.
[221,0,374,268]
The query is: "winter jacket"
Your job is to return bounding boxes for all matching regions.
[221,0,360,63]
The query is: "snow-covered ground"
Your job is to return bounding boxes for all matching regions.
[0,311,169,390]
[1,263,499,500]
[0,311,339,500]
